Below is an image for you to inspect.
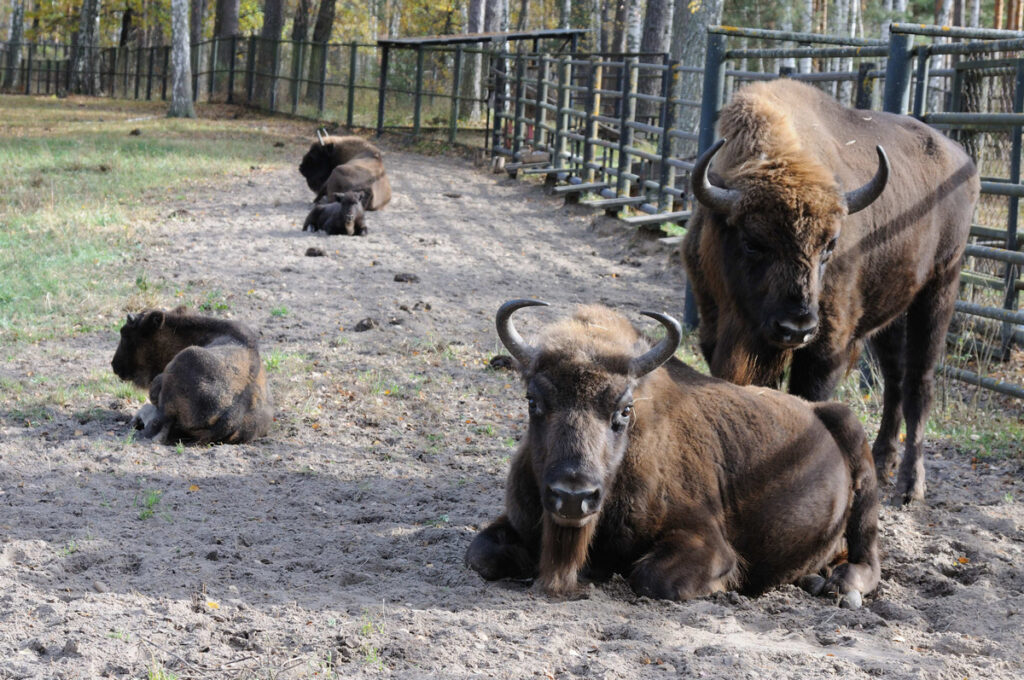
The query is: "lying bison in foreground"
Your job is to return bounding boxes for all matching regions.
[466,300,880,606]
[298,133,392,208]
[111,308,273,445]
[302,191,368,236]
[682,78,980,504]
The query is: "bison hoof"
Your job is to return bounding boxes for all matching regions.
[798,574,826,596]
[839,590,863,610]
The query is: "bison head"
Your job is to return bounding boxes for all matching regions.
[691,139,889,348]
[497,300,681,528]
[298,141,336,195]
[111,310,168,388]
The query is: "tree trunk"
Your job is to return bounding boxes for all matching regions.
[517,0,529,31]
[289,0,310,103]
[612,0,626,52]
[3,0,25,90]
[637,0,669,120]
[69,0,101,94]
[119,7,134,46]
[169,0,195,117]
[969,0,980,26]
[670,0,723,140]
[560,0,570,28]
[467,0,484,120]
[303,0,336,104]
[930,0,953,112]
[190,0,206,46]
[214,0,238,37]
[255,0,284,106]
[624,0,641,52]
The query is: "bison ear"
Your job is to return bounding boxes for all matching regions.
[142,310,166,331]
[126,313,140,326]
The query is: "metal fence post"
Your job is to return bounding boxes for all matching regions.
[1003,59,1024,355]
[511,54,526,158]
[317,41,329,118]
[376,44,391,135]
[246,36,256,104]
[146,46,155,100]
[657,60,679,213]
[161,46,170,100]
[882,30,913,114]
[134,46,143,99]
[533,55,548,151]
[615,57,637,195]
[347,43,358,127]
[697,32,726,156]
[209,37,218,99]
[854,61,876,110]
[226,35,237,103]
[291,40,302,114]
[413,45,425,138]
[449,44,463,144]
[912,46,930,117]
[552,55,571,170]
[582,56,599,183]
[24,43,33,94]
[491,48,508,155]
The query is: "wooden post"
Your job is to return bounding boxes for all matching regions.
[413,45,425,137]
[449,45,463,144]
[347,42,358,127]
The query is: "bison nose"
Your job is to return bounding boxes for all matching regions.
[774,307,818,344]
[545,483,602,522]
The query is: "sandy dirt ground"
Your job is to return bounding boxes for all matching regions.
[1,132,1023,680]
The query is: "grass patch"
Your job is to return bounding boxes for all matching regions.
[0,95,296,344]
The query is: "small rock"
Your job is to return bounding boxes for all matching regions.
[26,639,45,655]
[129,128,141,136]
[92,580,108,593]
[489,355,516,371]
[388,317,403,326]
[60,640,81,657]
[305,247,326,257]
[354,318,380,332]
[443,192,463,199]
[273,141,285,147]
[394,273,420,283]
[206,550,220,561]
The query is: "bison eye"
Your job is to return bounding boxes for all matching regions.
[527,395,542,417]
[611,404,632,433]
[821,237,838,263]
[740,236,766,258]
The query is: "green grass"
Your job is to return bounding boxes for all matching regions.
[0,95,296,344]
[135,489,163,520]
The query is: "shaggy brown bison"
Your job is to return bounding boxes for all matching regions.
[681,78,979,504]
[466,300,880,606]
[298,133,392,209]
[302,191,367,236]
[111,308,273,445]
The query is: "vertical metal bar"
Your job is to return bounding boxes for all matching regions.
[882,31,914,115]
[534,55,548,150]
[413,45,425,138]
[134,46,142,99]
[912,46,930,117]
[491,48,508,155]
[582,56,599,182]
[246,36,256,104]
[190,40,198,101]
[146,46,154,100]
[268,39,280,110]
[1003,59,1024,354]
[511,54,526,158]
[552,55,571,170]
[24,43,33,94]
[209,37,218,99]
[657,60,679,213]
[854,61,875,110]
[347,42,358,128]
[616,57,637,195]
[318,42,329,118]
[291,40,302,114]
[449,44,463,144]
[227,36,237,104]
[161,46,170,100]
[376,43,390,136]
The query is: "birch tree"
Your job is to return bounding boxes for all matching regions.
[467,0,484,120]
[169,0,195,117]
[637,0,671,119]
[670,0,724,139]
[69,0,101,94]
[3,0,25,90]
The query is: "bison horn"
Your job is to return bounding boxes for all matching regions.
[629,311,683,378]
[496,299,549,368]
[691,139,742,215]
[316,128,326,146]
[844,145,890,215]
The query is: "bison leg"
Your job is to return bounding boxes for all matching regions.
[896,266,959,504]
[868,316,906,486]
[465,515,537,582]
[788,343,850,402]
[129,402,159,431]
[629,527,738,601]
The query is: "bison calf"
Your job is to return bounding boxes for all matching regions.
[111,308,273,445]
[302,191,368,236]
[466,301,880,606]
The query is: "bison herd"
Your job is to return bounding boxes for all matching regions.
[111,79,980,607]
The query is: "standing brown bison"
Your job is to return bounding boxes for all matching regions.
[466,300,880,606]
[298,134,392,209]
[682,79,980,504]
[111,308,273,445]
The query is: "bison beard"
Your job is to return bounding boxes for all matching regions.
[682,78,980,504]
[466,301,880,605]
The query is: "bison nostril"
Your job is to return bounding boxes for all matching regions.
[546,484,602,520]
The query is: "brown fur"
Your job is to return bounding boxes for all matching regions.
[111,308,273,445]
[298,134,391,209]
[302,191,368,236]
[466,305,880,603]
[682,79,980,503]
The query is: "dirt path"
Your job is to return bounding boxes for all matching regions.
[1,141,1022,679]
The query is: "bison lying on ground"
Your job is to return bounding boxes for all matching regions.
[111,308,273,445]
[682,78,979,504]
[302,191,368,236]
[466,300,880,606]
[298,133,392,209]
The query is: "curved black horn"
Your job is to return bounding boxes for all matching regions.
[844,145,889,215]
[629,311,682,378]
[496,299,550,367]
[690,138,742,214]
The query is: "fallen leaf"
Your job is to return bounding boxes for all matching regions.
[188,484,199,492]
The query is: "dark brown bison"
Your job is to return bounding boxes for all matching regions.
[298,134,392,209]
[681,79,979,504]
[466,300,880,606]
[111,308,273,445]
[302,191,368,236]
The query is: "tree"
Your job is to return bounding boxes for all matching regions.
[69,0,102,94]
[254,0,284,106]
[3,0,25,91]
[466,0,484,120]
[670,0,723,138]
[288,0,309,103]
[303,0,335,104]
[637,0,671,119]
[169,0,195,117]
[190,0,205,46]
